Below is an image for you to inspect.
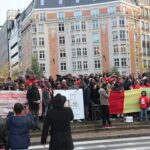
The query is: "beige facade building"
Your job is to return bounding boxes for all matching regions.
[20,0,150,78]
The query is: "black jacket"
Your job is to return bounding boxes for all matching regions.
[41,107,74,150]
[27,87,40,110]
[0,117,9,150]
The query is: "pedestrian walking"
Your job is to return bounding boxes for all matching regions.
[0,116,9,150]
[99,83,112,128]
[139,91,149,121]
[7,103,35,150]
[41,94,74,150]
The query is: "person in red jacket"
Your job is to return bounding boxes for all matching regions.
[139,91,149,121]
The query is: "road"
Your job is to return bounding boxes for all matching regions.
[29,136,150,150]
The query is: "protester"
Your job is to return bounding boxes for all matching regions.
[99,82,112,128]
[82,79,91,120]
[19,82,26,91]
[7,103,35,150]
[139,91,149,121]
[41,94,74,150]
[27,82,41,129]
[42,82,51,117]
[0,116,9,150]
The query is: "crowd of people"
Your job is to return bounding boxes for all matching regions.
[0,72,150,149]
[0,72,150,120]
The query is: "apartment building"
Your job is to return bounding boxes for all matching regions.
[140,6,150,72]
[8,11,22,77]
[6,0,150,77]
[0,10,18,76]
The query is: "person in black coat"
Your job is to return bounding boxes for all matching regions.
[27,82,41,127]
[41,94,74,150]
[0,116,9,150]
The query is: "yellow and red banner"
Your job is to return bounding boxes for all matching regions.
[109,88,150,114]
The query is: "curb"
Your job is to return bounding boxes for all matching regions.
[73,133,150,142]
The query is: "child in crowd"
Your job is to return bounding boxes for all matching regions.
[139,91,149,121]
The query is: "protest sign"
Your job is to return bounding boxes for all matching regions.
[54,89,85,120]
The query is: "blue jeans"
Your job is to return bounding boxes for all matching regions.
[140,108,148,120]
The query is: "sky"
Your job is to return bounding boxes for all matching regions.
[0,0,33,25]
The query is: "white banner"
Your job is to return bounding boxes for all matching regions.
[0,90,42,118]
[54,89,85,120]
[0,91,27,117]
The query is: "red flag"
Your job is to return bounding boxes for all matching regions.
[109,91,124,114]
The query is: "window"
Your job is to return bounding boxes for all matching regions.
[94,60,100,69]
[108,6,116,15]
[58,12,65,20]
[119,16,125,26]
[77,61,82,70]
[75,22,80,31]
[112,31,118,41]
[82,34,86,43]
[72,62,76,70]
[114,58,119,67]
[92,33,100,43]
[59,23,64,32]
[71,35,75,44]
[60,62,66,71]
[112,18,117,27]
[146,23,149,31]
[33,51,38,58]
[134,33,138,42]
[39,51,45,59]
[60,49,66,58]
[122,71,126,76]
[32,38,37,47]
[121,44,126,53]
[40,64,45,72]
[59,0,63,4]
[71,23,74,31]
[113,45,118,54]
[38,24,44,33]
[142,22,145,30]
[40,13,46,21]
[32,24,37,33]
[81,21,86,30]
[121,58,127,66]
[91,9,99,17]
[76,35,81,44]
[148,60,150,68]
[72,48,76,57]
[77,48,81,57]
[59,36,65,45]
[123,7,128,14]
[143,60,147,68]
[120,30,126,40]
[94,46,100,55]
[39,37,45,46]
[83,61,88,69]
[92,20,99,30]
[83,48,87,56]
[75,11,82,19]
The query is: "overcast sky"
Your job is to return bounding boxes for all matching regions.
[0,0,32,25]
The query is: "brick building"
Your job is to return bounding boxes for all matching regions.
[6,0,150,77]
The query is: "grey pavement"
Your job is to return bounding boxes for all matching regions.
[29,136,150,150]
